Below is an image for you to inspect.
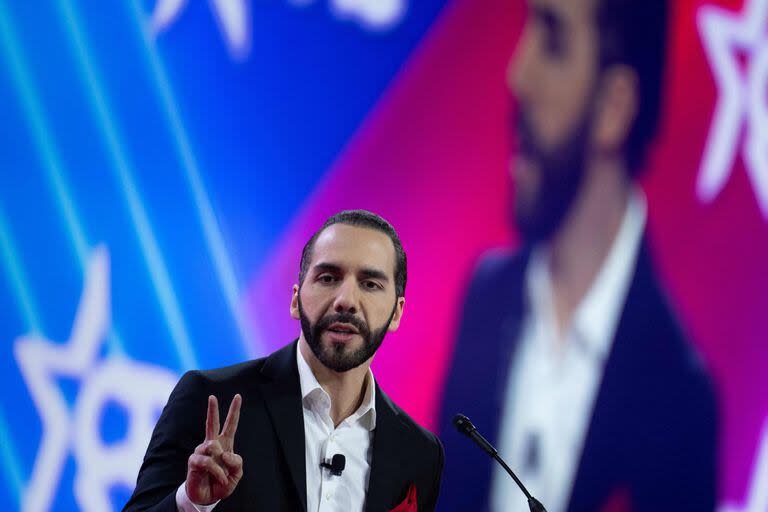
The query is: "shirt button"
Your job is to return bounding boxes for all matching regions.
[325,492,332,501]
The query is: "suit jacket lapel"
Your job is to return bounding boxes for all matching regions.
[438,249,530,510]
[484,250,529,451]
[257,341,308,512]
[567,240,655,511]
[366,386,408,512]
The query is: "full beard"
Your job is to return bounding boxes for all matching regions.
[298,296,397,372]
[511,103,594,244]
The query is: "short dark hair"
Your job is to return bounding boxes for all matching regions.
[596,0,668,175]
[299,210,407,297]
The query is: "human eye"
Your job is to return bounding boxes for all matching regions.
[362,280,383,291]
[543,26,564,57]
[533,10,564,58]
[317,273,337,284]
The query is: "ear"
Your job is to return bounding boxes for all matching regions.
[387,297,406,332]
[290,284,300,320]
[592,65,638,155]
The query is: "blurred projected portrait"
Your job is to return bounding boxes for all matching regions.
[438,1,718,511]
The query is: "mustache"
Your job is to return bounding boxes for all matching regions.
[315,312,370,338]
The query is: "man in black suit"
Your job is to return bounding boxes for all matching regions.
[439,0,717,510]
[124,210,444,511]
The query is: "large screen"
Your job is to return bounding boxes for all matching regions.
[0,0,766,509]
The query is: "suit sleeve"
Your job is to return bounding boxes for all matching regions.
[422,433,445,512]
[123,371,209,512]
[661,366,718,511]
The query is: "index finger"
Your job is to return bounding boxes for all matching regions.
[221,394,242,442]
[205,395,219,441]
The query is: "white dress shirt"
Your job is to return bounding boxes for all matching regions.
[177,347,376,512]
[489,190,647,512]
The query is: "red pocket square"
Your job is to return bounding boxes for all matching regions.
[389,483,418,512]
[600,486,632,512]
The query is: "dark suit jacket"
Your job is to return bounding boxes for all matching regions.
[438,241,717,511]
[124,341,444,511]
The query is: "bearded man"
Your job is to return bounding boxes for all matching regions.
[124,209,444,512]
[438,0,717,510]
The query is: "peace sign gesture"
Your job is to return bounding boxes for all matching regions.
[185,394,244,506]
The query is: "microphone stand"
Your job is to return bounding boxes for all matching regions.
[453,413,546,512]
[494,455,546,512]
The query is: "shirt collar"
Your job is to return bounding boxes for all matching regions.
[525,188,647,361]
[296,343,377,430]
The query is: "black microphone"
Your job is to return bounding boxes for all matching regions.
[320,454,346,476]
[453,414,546,512]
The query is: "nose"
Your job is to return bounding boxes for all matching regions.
[332,277,359,315]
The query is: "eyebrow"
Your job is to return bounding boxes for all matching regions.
[312,263,343,275]
[359,268,389,282]
[312,262,390,282]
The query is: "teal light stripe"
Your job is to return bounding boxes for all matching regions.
[55,0,198,370]
[0,408,23,506]
[0,206,42,335]
[0,0,125,356]
[0,2,88,265]
[0,202,39,504]
[127,0,261,358]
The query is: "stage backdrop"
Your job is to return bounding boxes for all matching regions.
[0,0,766,509]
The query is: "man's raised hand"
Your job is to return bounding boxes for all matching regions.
[185,394,244,505]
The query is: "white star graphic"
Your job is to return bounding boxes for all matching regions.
[719,418,768,512]
[697,0,768,218]
[328,0,406,30]
[14,247,178,512]
[150,0,251,60]
[149,0,407,61]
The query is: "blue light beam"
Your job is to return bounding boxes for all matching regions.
[0,408,23,506]
[0,0,126,356]
[0,202,36,505]
[127,0,261,358]
[55,0,198,371]
[0,205,42,336]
